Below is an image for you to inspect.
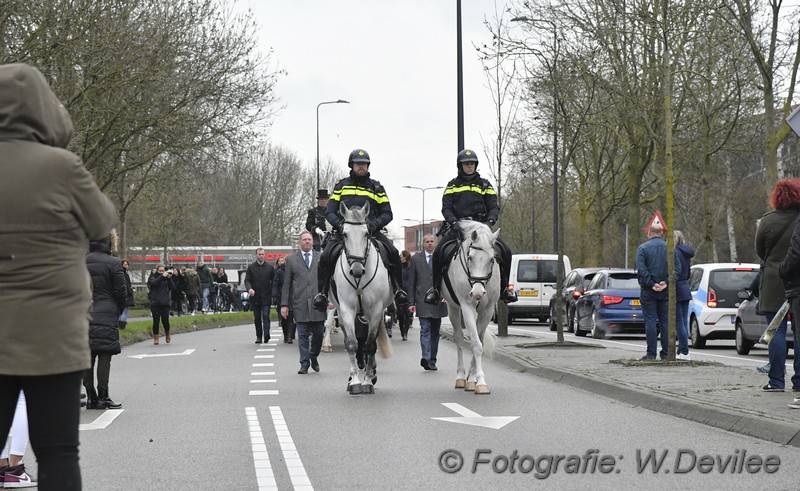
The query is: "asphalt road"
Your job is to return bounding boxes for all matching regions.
[18,318,800,490]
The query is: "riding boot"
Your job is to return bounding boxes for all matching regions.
[424,265,442,305]
[314,245,332,311]
[118,320,127,330]
[496,238,518,303]
[389,253,408,306]
[97,388,122,409]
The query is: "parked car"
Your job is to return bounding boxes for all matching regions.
[548,267,604,332]
[574,269,644,339]
[734,290,793,355]
[506,253,571,324]
[688,263,759,348]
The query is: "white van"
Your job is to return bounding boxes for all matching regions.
[506,253,571,324]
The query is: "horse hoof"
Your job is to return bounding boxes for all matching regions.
[475,384,490,395]
[348,383,363,395]
[371,376,378,385]
[465,381,477,391]
[322,345,332,352]
[362,384,374,394]
[455,378,467,389]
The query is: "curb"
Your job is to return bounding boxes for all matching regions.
[440,329,800,447]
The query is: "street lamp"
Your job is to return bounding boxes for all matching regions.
[403,186,445,248]
[316,99,349,194]
[511,16,558,253]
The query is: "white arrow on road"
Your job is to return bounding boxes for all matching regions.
[128,349,196,359]
[431,403,519,429]
[80,409,124,431]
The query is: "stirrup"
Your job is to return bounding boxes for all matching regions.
[395,289,408,306]
[424,288,441,305]
[313,293,329,311]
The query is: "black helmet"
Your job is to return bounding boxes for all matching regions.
[456,149,479,169]
[348,149,371,168]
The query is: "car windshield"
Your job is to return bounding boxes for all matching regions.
[607,273,639,290]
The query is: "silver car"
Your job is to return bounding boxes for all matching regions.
[734,291,793,355]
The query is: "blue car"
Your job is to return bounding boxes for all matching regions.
[574,269,644,339]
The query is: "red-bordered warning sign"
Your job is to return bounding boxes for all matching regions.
[645,210,667,235]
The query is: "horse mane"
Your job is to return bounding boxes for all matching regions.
[458,220,494,249]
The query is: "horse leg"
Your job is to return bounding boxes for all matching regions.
[468,321,490,395]
[449,310,467,389]
[340,320,363,394]
[322,309,334,352]
[362,331,379,394]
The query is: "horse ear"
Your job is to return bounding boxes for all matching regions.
[339,200,348,216]
[363,201,370,217]
[491,229,500,242]
[471,230,478,241]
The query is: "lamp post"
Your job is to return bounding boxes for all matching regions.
[316,99,349,194]
[403,186,445,249]
[511,16,558,253]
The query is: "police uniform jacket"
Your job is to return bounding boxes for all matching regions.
[442,171,499,225]
[326,170,393,230]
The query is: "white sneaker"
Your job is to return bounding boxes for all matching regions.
[789,398,800,409]
[676,353,691,361]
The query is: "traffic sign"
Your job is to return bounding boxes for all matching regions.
[645,210,667,235]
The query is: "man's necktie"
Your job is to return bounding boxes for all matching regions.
[304,252,310,269]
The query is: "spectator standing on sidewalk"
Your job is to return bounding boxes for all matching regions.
[636,223,669,360]
[170,266,186,316]
[196,259,213,312]
[148,264,175,345]
[119,259,136,330]
[184,267,201,315]
[281,232,327,374]
[85,233,127,410]
[756,178,800,392]
[409,234,449,371]
[0,63,117,490]
[674,230,695,360]
[245,248,275,344]
[0,392,36,487]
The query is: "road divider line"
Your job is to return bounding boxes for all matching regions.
[254,355,274,359]
[250,390,280,396]
[252,363,274,367]
[252,372,276,376]
[251,379,277,383]
[257,349,276,352]
[270,406,313,490]
[245,407,278,490]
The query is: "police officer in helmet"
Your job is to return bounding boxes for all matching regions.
[313,149,409,310]
[424,149,517,305]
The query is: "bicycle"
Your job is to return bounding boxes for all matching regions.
[209,282,232,313]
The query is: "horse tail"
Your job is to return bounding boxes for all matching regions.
[377,317,393,359]
[482,327,496,360]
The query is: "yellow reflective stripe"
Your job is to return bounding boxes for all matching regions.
[443,184,495,196]
[333,186,389,204]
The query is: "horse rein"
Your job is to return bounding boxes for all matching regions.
[455,233,495,289]
[338,219,381,319]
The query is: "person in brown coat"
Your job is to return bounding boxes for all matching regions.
[0,63,117,490]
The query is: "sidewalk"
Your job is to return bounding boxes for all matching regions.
[441,327,800,447]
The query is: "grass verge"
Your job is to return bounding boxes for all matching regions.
[120,311,279,346]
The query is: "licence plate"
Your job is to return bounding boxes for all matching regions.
[631,299,641,306]
[520,290,538,297]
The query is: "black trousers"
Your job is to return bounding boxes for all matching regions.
[83,352,112,392]
[151,305,170,335]
[0,371,83,491]
[281,310,296,340]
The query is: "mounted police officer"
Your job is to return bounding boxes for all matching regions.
[306,189,329,252]
[424,149,518,305]
[313,149,408,311]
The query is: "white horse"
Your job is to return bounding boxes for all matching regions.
[441,220,499,395]
[330,201,393,394]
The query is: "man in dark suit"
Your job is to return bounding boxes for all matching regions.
[245,248,275,344]
[408,234,449,371]
[281,231,327,374]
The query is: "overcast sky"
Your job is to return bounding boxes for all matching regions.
[232,0,512,244]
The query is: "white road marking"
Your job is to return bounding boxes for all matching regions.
[128,349,195,359]
[80,409,124,431]
[257,349,276,352]
[270,406,313,490]
[251,379,277,383]
[432,403,519,430]
[245,407,278,490]
[250,390,280,396]
[252,363,274,367]
[252,372,276,376]
[254,355,274,359]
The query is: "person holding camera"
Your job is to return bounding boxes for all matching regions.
[148,264,175,344]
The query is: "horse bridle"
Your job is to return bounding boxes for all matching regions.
[454,231,495,289]
[338,220,381,319]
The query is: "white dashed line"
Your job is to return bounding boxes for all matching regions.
[270,406,313,490]
[254,355,274,359]
[250,390,280,396]
[252,363,274,367]
[251,379,277,383]
[251,372,275,376]
[245,407,278,490]
[257,348,276,352]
